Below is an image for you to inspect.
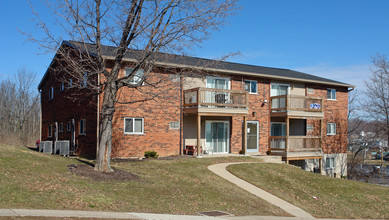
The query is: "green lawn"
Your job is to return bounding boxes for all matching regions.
[228,163,389,219]
[0,144,288,217]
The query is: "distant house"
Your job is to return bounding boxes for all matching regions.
[38,41,354,177]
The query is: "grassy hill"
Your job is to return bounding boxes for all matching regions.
[228,163,389,219]
[0,144,287,216]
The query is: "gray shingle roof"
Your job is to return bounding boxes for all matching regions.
[39,40,354,89]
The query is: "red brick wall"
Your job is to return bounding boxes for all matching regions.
[306,84,348,154]
[109,69,181,158]
[230,77,271,155]
[40,64,97,158]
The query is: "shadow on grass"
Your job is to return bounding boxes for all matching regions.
[75,158,95,167]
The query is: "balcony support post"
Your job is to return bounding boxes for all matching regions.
[243,116,247,155]
[286,116,289,152]
[197,114,201,156]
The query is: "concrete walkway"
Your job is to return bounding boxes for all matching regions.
[208,162,315,219]
[0,209,347,219]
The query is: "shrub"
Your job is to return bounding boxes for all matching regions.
[144,151,159,158]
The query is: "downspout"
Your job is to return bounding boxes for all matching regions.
[179,71,183,155]
[39,89,42,141]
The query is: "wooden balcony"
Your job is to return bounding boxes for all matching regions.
[183,88,249,116]
[269,136,322,159]
[270,95,323,117]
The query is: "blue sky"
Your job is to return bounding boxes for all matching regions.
[1,0,389,90]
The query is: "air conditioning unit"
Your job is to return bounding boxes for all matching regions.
[59,140,70,156]
[39,141,44,152]
[43,141,53,154]
[215,93,227,103]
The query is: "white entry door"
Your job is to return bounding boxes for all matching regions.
[247,121,259,153]
[205,121,230,154]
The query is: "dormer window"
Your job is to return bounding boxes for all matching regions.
[125,68,144,85]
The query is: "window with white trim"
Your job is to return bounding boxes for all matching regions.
[48,124,53,137]
[59,123,63,133]
[79,119,86,135]
[49,87,54,100]
[206,76,230,89]
[124,117,144,134]
[307,87,314,94]
[327,123,336,135]
[169,121,179,129]
[307,124,313,132]
[68,78,73,88]
[81,72,88,87]
[327,88,336,100]
[244,80,258,94]
[326,157,335,169]
[60,82,65,91]
[125,68,144,85]
[67,121,71,132]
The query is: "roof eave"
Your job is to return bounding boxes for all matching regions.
[102,55,355,88]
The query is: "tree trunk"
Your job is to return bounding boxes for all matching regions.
[95,81,116,172]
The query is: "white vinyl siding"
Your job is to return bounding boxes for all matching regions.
[124,117,144,134]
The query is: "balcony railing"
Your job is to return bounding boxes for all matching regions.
[269,136,321,152]
[270,95,323,112]
[184,88,248,109]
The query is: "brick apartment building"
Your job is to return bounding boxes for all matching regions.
[38,41,354,177]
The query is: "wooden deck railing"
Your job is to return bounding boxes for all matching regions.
[183,87,248,109]
[270,95,323,112]
[269,136,321,152]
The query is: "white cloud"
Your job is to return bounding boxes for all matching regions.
[294,64,370,90]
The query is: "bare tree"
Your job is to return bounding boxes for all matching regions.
[363,54,389,145]
[26,0,238,172]
[0,67,40,145]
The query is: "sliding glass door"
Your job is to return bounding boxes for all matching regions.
[205,121,230,154]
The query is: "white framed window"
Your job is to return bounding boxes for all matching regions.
[124,117,144,134]
[206,76,230,90]
[67,121,71,132]
[49,87,54,100]
[79,119,86,135]
[169,121,180,129]
[327,88,336,100]
[270,83,289,97]
[81,72,88,87]
[326,157,335,169]
[307,87,314,94]
[59,123,63,133]
[60,82,65,91]
[48,124,53,137]
[68,78,73,88]
[307,124,314,132]
[244,80,258,94]
[125,68,144,85]
[327,123,336,135]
